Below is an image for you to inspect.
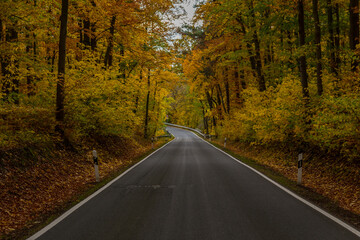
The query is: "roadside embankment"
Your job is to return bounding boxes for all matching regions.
[0,135,171,239]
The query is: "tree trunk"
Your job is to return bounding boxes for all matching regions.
[55,0,69,138]
[335,4,340,69]
[133,69,142,114]
[236,16,257,78]
[26,27,38,97]
[152,80,158,111]
[298,0,309,99]
[91,23,96,51]
[250,0,266,92]
[234,67,240,100]
[1,25,19,104]
[119,43,126,79]
[200,100,209,135]
[313,0,323,95]
[104,16,116,67]
[144,68,151,138]
[216,83,227,115]
[264,44,273,66]
[1,19,3,40]
[83,19,91,47]
[26,33,34,97]
[205,90,216,127]
[225,78,230,113]
[90,0,97,51]
[350,0,359,71]
[51,50,56,73]
[152,102,160,137]
[79,20,83,44]
[327,0,337,75]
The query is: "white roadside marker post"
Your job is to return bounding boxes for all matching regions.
[224,137,227,148]
[93,150,100,182]
[297,153,303,185]
[151,137,154,149]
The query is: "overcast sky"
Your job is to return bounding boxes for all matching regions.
[173,1,196,27]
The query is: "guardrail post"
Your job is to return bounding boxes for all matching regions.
[93,150,100,182]
[164,122,205,138]
[297,153,303,185]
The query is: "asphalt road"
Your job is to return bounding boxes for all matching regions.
[31,127,360,240]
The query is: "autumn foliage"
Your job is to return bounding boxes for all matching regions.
[0,0,180,151]
[0,0,179,237]
[175,0,360,163]
[170,0,360,219]
[1,0,360,237]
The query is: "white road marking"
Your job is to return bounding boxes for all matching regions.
[27,139,175,240]
[27,126,360,238]
[189,131,360,237]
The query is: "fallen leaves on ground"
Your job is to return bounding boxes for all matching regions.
[0,139,163,238]
[224,141,360,217]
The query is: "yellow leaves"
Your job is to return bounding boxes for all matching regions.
[219,74,306,144]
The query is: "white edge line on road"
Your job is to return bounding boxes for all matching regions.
[27,138,175,240]
[190,131,360,237]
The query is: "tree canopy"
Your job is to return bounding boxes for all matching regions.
[0,0,182,149]
[1,0,360,162]
[172,0,360,163]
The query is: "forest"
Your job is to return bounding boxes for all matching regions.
[173,0,360,164]
[1,0,360,238]
[0,0,181,150]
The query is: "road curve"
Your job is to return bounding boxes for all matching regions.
[31,127,359,240]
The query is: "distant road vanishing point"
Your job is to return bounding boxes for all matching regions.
[29,127,360,240]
